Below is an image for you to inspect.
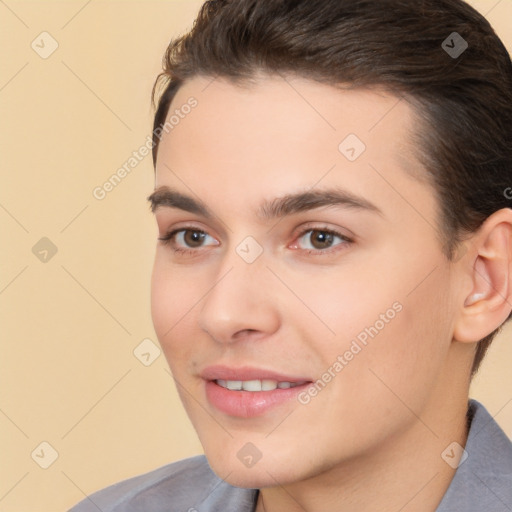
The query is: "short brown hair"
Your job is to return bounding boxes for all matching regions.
[151,0,512,376]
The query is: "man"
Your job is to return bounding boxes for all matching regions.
[70,0,512,510]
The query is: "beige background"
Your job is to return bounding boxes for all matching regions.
[0,1,511,510]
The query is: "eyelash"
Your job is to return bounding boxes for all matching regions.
[158,226,213,256]
[293,227,352,256]
[158,225,353,257]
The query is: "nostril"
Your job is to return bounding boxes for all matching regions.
[232,328,261,340]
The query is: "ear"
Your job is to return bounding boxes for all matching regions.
[453,208,512,343]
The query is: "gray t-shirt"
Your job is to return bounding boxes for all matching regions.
[69,400,512,511]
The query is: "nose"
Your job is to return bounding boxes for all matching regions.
[197,258,281,344]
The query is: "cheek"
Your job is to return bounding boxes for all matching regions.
[277,261,405,355]
[150,260,175,340]
[289,253,453,399]
[150,256,202,355]
[338,266,454,412]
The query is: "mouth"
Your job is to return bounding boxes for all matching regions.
[215,379,308,391]
[200,365,313,417]
[200,364,311,383]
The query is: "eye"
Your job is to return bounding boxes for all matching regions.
[292,228,351,253]
[158,227,219,252]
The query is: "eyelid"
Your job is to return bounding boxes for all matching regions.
[157,219,215,237]
[154,210,228,240]
[290,222,354,243]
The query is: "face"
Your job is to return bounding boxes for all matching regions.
[149,75,460,488]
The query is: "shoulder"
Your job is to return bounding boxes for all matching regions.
[68,455,257,512]
[437,399,512,512]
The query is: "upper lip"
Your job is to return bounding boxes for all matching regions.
[200,365,312,383]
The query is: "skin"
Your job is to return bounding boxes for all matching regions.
[149,75,512,512]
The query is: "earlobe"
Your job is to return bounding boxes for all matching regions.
[453,210,512,343]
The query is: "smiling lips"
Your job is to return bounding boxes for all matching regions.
[201,365,313,417]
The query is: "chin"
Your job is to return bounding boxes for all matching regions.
[204,447,306,489]
[208,461,286,489]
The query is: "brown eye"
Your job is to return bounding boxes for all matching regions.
[294,228,350,253]
[158,228,218,251]
[183,230,207,247]
[309,230,335,249]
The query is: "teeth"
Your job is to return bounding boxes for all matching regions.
[242,380,262,391]
[261,379,278,391]
[216,379,305,391]
[227,380,242,390]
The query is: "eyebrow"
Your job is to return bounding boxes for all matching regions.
[147,186,383,220]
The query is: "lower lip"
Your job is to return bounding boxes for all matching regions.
[205,380,311,418]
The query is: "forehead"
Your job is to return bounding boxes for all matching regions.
[154,75,435,228]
